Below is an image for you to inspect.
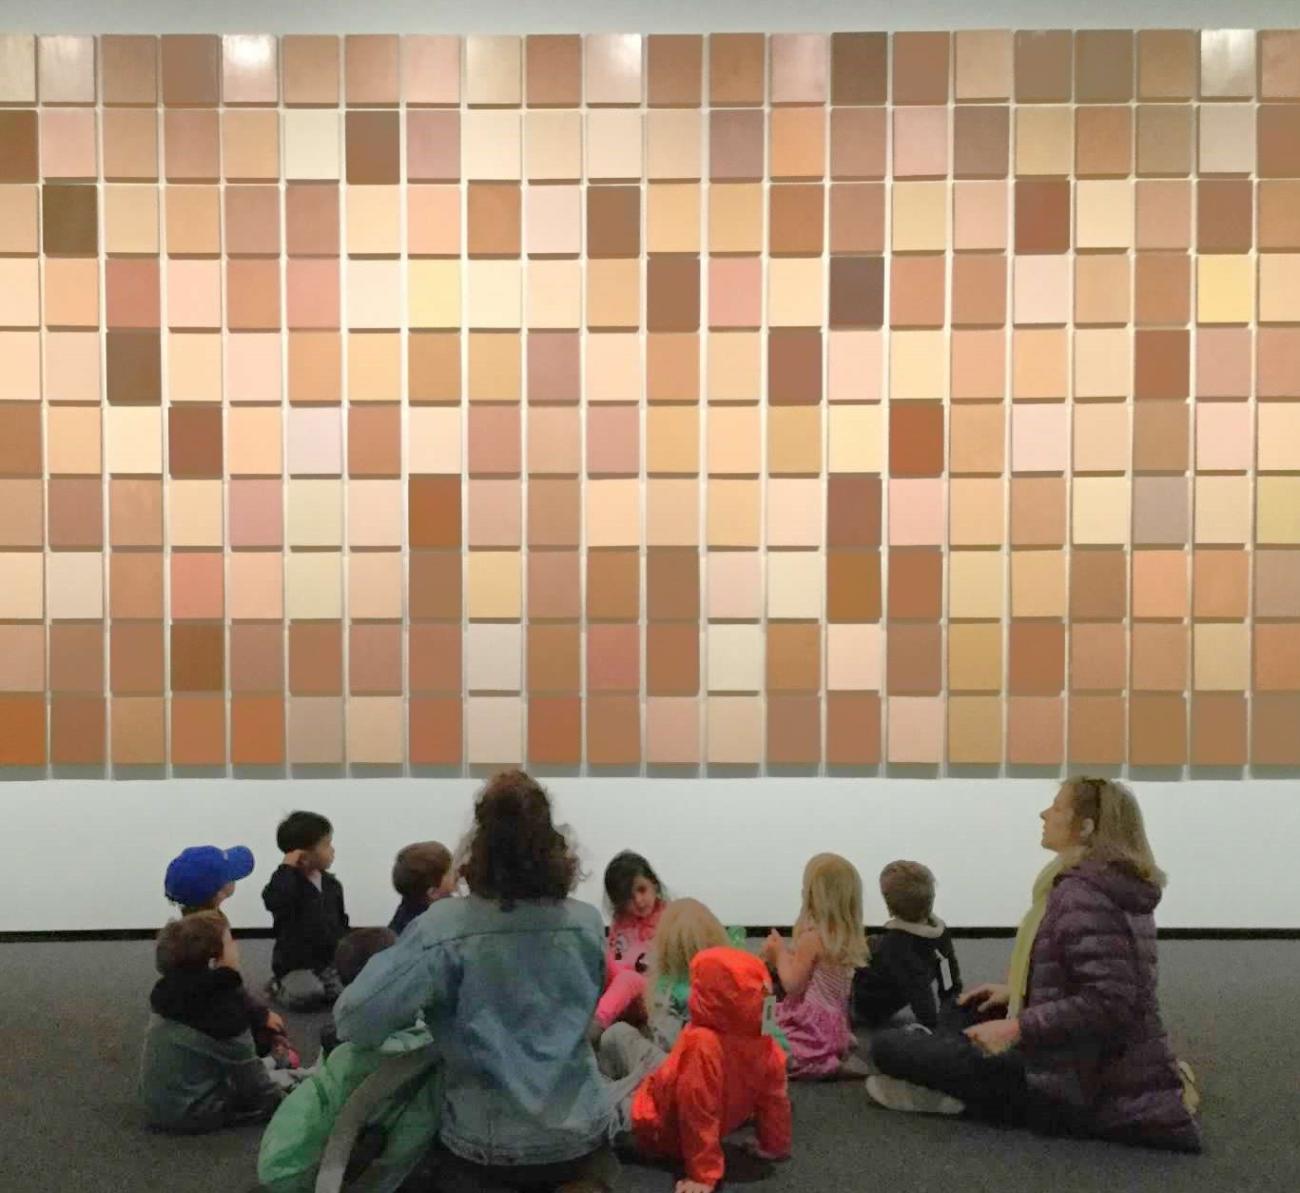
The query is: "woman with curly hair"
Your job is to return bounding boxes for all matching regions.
[335,770,617,1191]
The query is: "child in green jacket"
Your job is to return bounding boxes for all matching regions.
[257,929,441,1193]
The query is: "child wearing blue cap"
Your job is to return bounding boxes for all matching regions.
[165,845,300,1070]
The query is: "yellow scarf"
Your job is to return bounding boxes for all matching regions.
[1007,856,1068,1016]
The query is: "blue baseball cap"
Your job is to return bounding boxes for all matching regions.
[164,846,255,908]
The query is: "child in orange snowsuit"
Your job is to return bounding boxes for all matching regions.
[605,946,791,1192]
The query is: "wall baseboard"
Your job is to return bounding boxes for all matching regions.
[3,926,1298,944]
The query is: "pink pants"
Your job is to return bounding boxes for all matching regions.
[595,968,647,1029]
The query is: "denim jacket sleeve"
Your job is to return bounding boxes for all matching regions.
[335,924,458,1048]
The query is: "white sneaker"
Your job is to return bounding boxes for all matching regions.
[866,1074,965,1115]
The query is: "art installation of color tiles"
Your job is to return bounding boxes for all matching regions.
[1,29,1299,775]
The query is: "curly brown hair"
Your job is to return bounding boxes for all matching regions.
[458,770,580,909]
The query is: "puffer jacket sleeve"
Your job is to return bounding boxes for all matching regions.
[675,1032,727,1188]
[753,1044,792,1160]
[1018,881,1139,1050]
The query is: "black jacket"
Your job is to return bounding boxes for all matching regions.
[151,966,251,1040]
[262,865,349,978]
[852,917,962,1030]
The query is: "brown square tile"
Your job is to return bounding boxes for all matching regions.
[647,258,700,333]
[827,476,882,548]
[888,550,942,619]
[1259,105,1300,179]
[1070,549,1127,619]
[50,696,105,766]
[1068,695,1126,764]
[954,106,1009,178]
[409,553,461,620]
[647,624,699,695]
[1197,180,1253,252]
[110,622,164,694]
[767,623,820,692]
[952,254,1007,327]
[1075,107,1132,177]
[889,403,944,477]
[409,697,462,764]
[767,695,821,765]
[829,183,885,253]
[526,35,581,107]
[827,552,881,622]
[102,35,159,106]
[1135,253,1191,326]
[232,695,285,765]
[1074,30,1133,103]
[467,183,521,257]
[1015,31,1072,102]
[0,110,38,182]
[1189,693,1246,766]
[709,34,765,106]
[587,695,641,766]
[768,330,822,404]
[587,186,640,258]
[349,624,402,695]
[171,696,225,765]
[527,695,581,763]
[1135,329,1190,400]
[230,624,284,693]
[168,406,223,478]
[648,35,702,108]
[409,477,461,548]
[647,549,699,620]
[348,405,401,477]
[1133,403,1189,470]
[891,255,947,328]
[1011,477,1066,547]
[586,550,639,620]
[161,35,220,106]
[1007,696,1064,765]
[887,623,942,695]
[1129,693,1186,765]
[106,332,161,404]
[346,110,400,184]
[769,184,825,255]
[829,257,884,328]
[892,32,949,105]
[1252,694,1300,766]
[831,33,887,105]
[48,478,103,549]
[50,623,105,693]
[1009,621,1065,694]
[42,184,97,255]
[170,624,223,693]
[1015,180,1070,254]
[826,692,881,765]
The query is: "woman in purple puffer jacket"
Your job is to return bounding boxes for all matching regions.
[867,777,1202,1153]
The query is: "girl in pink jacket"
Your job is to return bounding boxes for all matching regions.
[595,851,666,1031]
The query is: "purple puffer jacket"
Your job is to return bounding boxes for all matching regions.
[1017,859,1201,1153]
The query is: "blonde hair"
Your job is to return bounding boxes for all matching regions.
[1062,776,1166,888]
[795,853,868,968]
[648,897,729,997]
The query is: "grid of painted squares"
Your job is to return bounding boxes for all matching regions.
[0,29,1299,772]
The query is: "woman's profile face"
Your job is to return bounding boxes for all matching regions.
[1040,785,1082,853]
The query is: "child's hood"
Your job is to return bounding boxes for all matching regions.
[687,947,771,1037]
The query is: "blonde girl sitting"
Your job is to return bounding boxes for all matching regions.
[762,853,870,1079]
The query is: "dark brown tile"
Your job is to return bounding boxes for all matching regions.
[709,34,765,106]
[827,551,881,622]
[954,106,1009,178]
[408,476,462,547]
[526,35,581,107]
[892,32,949,104]
[1134,329,1190,400]
[1016,31,1073,102]
[161,35,220,106]
[829,256,884,328]
[768,330,822,404]
[42,184,98,255]
[769,184,825,255]
[648,35,703,107]
[1197,180,1253,252]
[586,186,640,257]
[0,110,38,182]
[345,110,400,184]
[1074,30,1133,102]
[1015,180,1070,254]
[647,257,700,332]
[831,33,887,105]
[168,406,223,479]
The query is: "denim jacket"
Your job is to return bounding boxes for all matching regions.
[334,893,610,1166]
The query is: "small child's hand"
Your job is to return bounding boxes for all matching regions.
[762,929,784,962]
[265,1010,286,1034]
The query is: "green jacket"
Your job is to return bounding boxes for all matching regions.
[257,1027,440,1193]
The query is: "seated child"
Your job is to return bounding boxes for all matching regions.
[603,947,791,1193]
[165,844,299,1069]
[595,850,667,1033]
[258,928,441,1193]
[852,860,962,1031]
[262,811,349,1009]
[762,853,870,1080]
[388,840,455,936]
[140,912,288,1133]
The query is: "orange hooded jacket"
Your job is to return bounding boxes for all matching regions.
[630,947,792,1187]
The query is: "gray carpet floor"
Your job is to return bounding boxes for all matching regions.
[1,938,1295,1193]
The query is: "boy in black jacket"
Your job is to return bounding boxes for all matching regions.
[262,811,349,1010]
[852,860,962,1031]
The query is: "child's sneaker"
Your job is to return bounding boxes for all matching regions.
[269,1036,301,1070]
[866,1074,965,1115]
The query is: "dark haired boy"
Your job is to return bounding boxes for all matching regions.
[851,860,962,1031]
[140,912,287,1132]
[262,811,349,1010]
[165,843,300,1069]
[389,841,455,936]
